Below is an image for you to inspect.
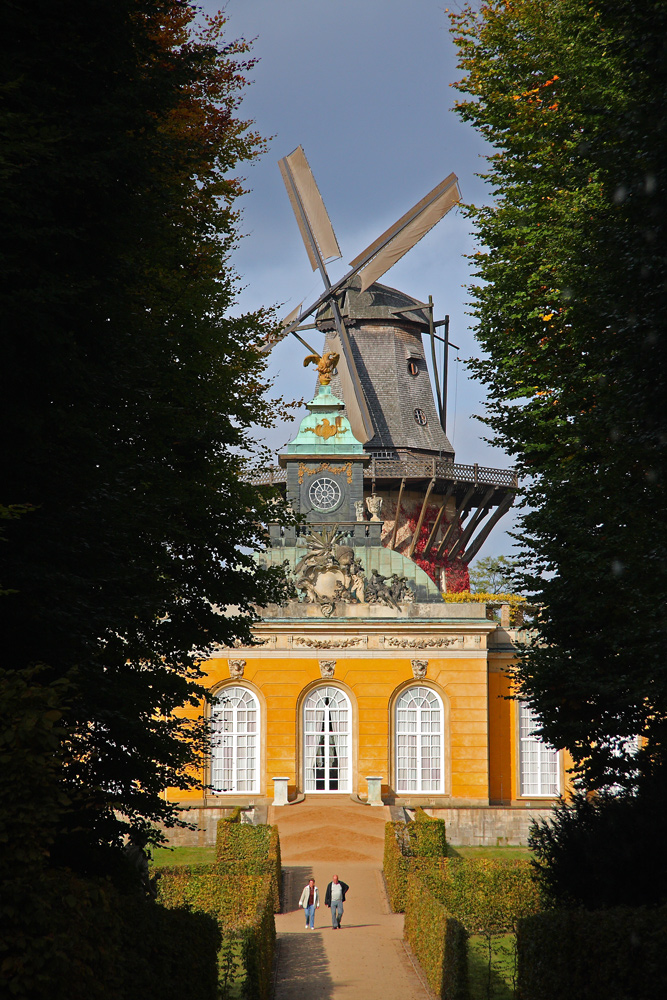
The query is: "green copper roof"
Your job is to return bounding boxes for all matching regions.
[286,383,364,455]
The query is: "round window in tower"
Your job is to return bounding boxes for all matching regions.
[414,407,428,426]
[408,359,420,376]
[308,477,342,511]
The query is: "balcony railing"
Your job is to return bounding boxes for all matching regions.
[250,459,517,490]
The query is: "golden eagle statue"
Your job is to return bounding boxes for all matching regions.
[303,350,340,386]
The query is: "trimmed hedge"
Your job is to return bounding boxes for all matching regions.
[157,819,281,999]
[383,810,448,912]
[0,869,220,1000]
[517,906,667,1000]
[215,819,282,913]
[418,858,542,935]
[388,845,542,1000]
[240,872,276,1000]
[404,870,468,1000]
[412,807,448,856]
[384,822,412,911]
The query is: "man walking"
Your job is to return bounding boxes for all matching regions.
[298,877,319,929]
[324,874,349,929]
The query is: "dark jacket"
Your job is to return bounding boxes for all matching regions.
[324,880,349,906]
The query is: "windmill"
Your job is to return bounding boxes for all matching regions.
[260,147,517,591]
[262,145,461,446]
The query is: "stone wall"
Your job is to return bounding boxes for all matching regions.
[157,806,241,847]
[424,806,554,846]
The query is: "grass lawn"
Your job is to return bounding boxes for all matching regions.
[468,933,517,1000]
[447,845,532,860]
[150,844,215,866]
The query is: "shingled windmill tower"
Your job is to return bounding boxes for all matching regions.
[260,147,516,591]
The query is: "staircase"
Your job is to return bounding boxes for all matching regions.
[269,795,390,865]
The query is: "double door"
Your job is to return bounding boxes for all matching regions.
[303,686,350,792]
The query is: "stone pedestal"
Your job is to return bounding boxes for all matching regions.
[366,776,384,806]
[272,777,290,806]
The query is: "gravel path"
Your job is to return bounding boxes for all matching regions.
[269,798,432,1000]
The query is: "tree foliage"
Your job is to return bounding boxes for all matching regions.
[450,0,667,788]
[469,555,518,594]
[0,0,286,871]
[529,780,667,909]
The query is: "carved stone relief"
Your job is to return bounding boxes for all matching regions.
[384,637,455,649]
[228,659,246,679]
[228,635,276,649]
[294,636,365,650]
[411,659,428,679]
[319,660,336,678]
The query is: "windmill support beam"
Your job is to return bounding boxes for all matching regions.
[461,493,515,564]
[435,486,476,560]
[408,478,436,559]
[447,487,496,562]
[422,487,453,559]
[389,478,406,550]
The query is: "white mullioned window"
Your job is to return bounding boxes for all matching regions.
[211,686,259,794]
[519,702,560,797]
[303,686,350,792]
[396,686,443,793]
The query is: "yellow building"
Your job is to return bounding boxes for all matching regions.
[167,340,568,844]
[177,607,568,814]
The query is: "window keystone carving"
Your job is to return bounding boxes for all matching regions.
[319,660,336,678]
[228,659,246,678]
[410,659,428,679]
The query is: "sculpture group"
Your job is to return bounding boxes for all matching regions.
[284,528,415,614]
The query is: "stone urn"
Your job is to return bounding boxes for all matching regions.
[366,494,383,522]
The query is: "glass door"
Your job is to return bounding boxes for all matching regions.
[303,686,350,792]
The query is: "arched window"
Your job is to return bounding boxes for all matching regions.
[303,686,351,793]
[211,686,259,793]
[395,686,443,793]
[518,702,559,796]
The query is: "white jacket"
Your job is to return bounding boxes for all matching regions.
[299,884,320,908]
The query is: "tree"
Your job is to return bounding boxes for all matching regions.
[0,1,286,872]
[529,777,667,909]
[450,1,667,789]
[469,555,518,594]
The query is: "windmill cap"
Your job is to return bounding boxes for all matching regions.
[316,276,431,329]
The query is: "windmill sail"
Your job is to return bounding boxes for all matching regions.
[279,147,342,269]
[329,323,375,445]
[350,174,461,292]
[278,147,373,443]
[281,302,302,328]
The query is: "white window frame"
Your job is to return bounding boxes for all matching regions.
[303,686,351,793]
[210,686,259,794]
[395,685,444,794]
[518,701,560,797]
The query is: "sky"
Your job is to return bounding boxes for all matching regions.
[201,0,518,558]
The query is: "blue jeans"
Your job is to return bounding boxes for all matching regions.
[331,899,343,927]
[304,903,316,928]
